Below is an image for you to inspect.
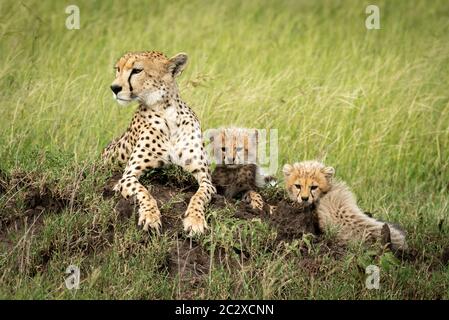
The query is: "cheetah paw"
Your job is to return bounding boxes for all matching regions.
[138,207,162,233]
[249,199,264,211]
[183,213,207,236]
[243,191,264,212]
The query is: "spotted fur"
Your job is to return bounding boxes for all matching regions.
[283,161,407,250]
[208,127,276,213]
[102,51,216,235]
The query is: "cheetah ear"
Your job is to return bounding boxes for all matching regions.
[168,53,188,77]
[321,166,335,180]
[282,164,294,177]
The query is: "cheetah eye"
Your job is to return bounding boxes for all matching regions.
[294,184,301,189]
[221,147,226,152]
[114,67,120,73]
[131,68,143,74]
[311,185,318,190]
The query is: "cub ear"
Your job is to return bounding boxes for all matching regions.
[321,166,335,180]
[282,164,294,177]
[167,53,188,77]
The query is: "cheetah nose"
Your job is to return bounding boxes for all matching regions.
[301,196,309,201]
[110,85,122,95]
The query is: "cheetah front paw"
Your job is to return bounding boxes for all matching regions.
[138,206,162,233]
[183,212,208,236]
[243,191,264,211]
[249,198,264,211]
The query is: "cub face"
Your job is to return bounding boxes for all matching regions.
[208,128,258,166]
[110,51,188,106]
[283,161,335,205]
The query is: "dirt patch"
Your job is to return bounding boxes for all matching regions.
[270,203,318,240]
[167,238,243,286]
[0,169,109,274]
[212,164,319,241]
[242,200,319,242]
[104,170,320,242]
[0,171,73,235]
[4,165,422,282]
[168,239,211,280]
[102,169,323,283]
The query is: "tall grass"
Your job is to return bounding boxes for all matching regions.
[0,0,448,299]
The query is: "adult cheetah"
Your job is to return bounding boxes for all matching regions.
[102,51,215,235]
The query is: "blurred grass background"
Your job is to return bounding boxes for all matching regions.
[0,0,448,299]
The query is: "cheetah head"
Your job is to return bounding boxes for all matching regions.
[283,160,335,206]
[110,51,188,106]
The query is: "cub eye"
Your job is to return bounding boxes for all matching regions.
[221,147,226,152]
[132,68,143,74]
[294,184,301,189]
[311,185,318,190]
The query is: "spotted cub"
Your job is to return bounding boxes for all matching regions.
[283,161,407,250]
[207,127,275,212]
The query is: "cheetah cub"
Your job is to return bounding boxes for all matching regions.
[207,127,275,212]
[102,51,216,235]
[283,161,407,250]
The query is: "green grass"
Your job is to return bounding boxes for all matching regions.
[1,0,449,299]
